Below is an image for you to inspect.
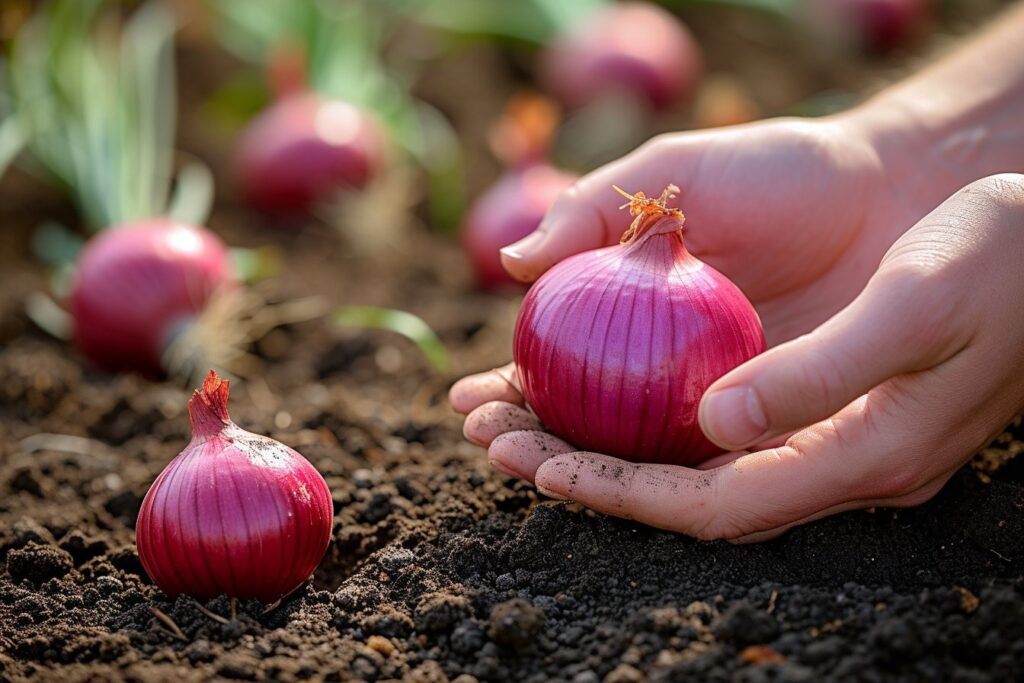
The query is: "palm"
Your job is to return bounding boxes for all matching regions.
[659,119,923,345]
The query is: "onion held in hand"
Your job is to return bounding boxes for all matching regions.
[513,186,765,466]
[541,2,702,111]
[69,219,235,376]
[236,93,385,215]
[136,371,333,602]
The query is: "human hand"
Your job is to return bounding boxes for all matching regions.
[454,174,1024,541]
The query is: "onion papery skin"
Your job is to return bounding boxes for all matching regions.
[513,214,765,466]
[136,372,333,602]
[541,2,702,111]
[461,164,577,290]
[235,92,384,215]
[69,218,235,376]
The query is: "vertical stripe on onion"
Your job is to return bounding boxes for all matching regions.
[513,185,766,466]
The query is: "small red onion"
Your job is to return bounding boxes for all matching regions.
[69,219,235,376]
[541,2,702,111]
[804,0,932,53]
[235,92,385,214]
[136,371,333,602]
[513,186,765,466]
[462,164,577,290]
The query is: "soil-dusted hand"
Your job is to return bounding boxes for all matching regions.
[453,175,1024,541]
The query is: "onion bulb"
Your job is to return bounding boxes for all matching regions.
[541,2,702,111]
[235,92,385,214]
[462,164,577,290]
[69,219,235,376]
[801,0,932,53]
[513,186,765,466]
[136,371,333,602]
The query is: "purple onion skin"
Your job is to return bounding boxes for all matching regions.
[136,372,334,602]
[69,218,235,377]
[541,2,702,111]
[461,164,577,291]
[235,92,384,215]
[514,208,765,467]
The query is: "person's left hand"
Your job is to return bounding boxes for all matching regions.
[451,174,1024,542]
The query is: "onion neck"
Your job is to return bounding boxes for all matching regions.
[187,370,232,441]
[615,185,686,246]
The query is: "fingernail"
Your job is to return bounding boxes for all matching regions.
[536,483,569,501]
[489,455,521,479]
[700,386,768,449]
[500,230,545,260]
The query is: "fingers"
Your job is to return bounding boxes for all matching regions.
[449,363,522,414]
[534,373,955,539]
[698,267,962,451]
[462,401,541,448]
[488,430,575,482]
[499,136,685,282]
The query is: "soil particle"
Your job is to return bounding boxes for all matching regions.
[486,598,546,652]
[6,542,74,583]
[713,600,781,646]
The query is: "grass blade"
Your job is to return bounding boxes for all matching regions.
[335,306,451,373]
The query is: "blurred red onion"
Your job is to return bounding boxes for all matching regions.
[462,164,577,290]
[541,2,702,111]
[235,93,385,215]
[69,219,235,376]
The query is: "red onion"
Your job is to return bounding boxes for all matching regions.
[540,2,702,111]
[235,92,385,214]
[462,164,577,290]
[805,0,932,52]
[136,371,333,602]
[513,186,765,466]
[69,219,235,376]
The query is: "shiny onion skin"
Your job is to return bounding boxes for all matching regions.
[69,219,235,376]
[461,164,577,290]
[235,92,385,214]
[541,2,702,111]
[513,186,765,466]
[136,371,333,602]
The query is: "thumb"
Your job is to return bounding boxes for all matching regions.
[697,267,961,450]
[500,136,685,282]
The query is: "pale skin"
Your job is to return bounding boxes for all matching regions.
[451,3,1024,542]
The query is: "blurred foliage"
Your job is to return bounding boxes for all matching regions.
[5,0,213,233]
[384,0,605,43]
[335,306,451,373]
[212,0,465,232]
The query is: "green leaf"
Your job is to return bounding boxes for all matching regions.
[335,306,451,373]
[7,0,185,231]
[229,246,282,284]
[0,116,26,177]
[30,221,85,266]
[166,160,215,227]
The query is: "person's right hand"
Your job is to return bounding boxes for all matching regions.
[498,113,947,346]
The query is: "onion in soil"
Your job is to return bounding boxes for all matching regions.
[136,371,334,602]
[235,92,385,215]
[462,164,577,290]
[513,186,765,466]
[803,0,932,53]
[69,219,235,376]
[540,2,702,111]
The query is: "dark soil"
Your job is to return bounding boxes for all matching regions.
[2,3,1023,682]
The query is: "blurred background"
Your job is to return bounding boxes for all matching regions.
[0,0,1018,389]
